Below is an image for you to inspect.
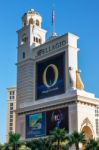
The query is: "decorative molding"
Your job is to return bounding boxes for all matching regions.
[16,58,34,66]
[17,100,76,115]
[77,95,98,107]
[77,100,97,107]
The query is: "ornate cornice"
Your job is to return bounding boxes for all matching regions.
[16,95,77,115]
[77,95,99,107]
[16,91,99,115]
[16,58,34,66]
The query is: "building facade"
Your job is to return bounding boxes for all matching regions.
[6,87,16,142]
[16,9,99,145]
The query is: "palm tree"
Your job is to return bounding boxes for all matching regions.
[69,131,85,150]
[0,144,4,150]
[0,144,3,148]
[45,137,56,150]
[26,139,42,150]
[26,138,48,150]
[9,132,21,150]
[85,139,99,150]
[49,128,67,150]
[18,145,31,150]
[35,138,48,150]
[2,143,9,150]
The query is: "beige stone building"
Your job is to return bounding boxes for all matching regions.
[6,87,16,142]
[14,9,99,149]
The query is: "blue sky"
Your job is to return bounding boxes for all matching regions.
[0,0,99,144]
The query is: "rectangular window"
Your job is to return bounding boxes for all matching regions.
[10,103,13,107]
[23,52,26,59]
[10,127,13,131]
[10,107,13,110]
[10,119,13,122]
[10,111,13,114]
[9,96,15,100]
[10,115,13,118]
[10,123,13,126]
[10,91,12,95]
[9,91,15,99]
[96,119,99,136]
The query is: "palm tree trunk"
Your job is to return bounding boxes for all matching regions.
[75,143,79,150]
[15,143,17,150]
[57,140,60,150]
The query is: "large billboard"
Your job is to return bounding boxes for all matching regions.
[26,112,46,138]
[46,107,69,135]
[26,107,69,138]
[36,53,65,100]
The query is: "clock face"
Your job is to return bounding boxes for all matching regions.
[36,52,65,100]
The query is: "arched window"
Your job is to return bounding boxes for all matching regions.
[29,18,34,25]
[34,37,36,42]
[23,19,27,27]
[22,33,28,44]
[36,37,38,43]
[24,22,26,26]
[36,20,40,26]
[39,38,41,44]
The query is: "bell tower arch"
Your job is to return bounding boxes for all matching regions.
[17,9,47,63]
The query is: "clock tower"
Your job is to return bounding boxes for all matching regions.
[17,9,47,109]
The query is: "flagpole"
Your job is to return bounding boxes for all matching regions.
[52,7,57,36]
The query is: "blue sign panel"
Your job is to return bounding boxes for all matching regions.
[36,52,65,99]
[26,112,46,138]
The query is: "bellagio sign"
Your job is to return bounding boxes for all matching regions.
[37,40,67,57]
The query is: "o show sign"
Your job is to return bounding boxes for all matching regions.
[36,52,65,100]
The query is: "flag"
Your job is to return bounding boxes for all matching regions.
[52,9,55,25]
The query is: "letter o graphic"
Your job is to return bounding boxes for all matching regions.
[43,64,59,88]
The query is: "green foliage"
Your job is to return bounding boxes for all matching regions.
[9,132,20,144]
[0,144,4,150]
[9,132,21,150]
[50,128,66,141]
[86,139,99,150]
[0,143,9,150]
[18,145,31,150]
[26,140,36,150]
[26,138,54,150]
[49,128,68,150]
[1,130,99,150]
[69,131,85,150]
